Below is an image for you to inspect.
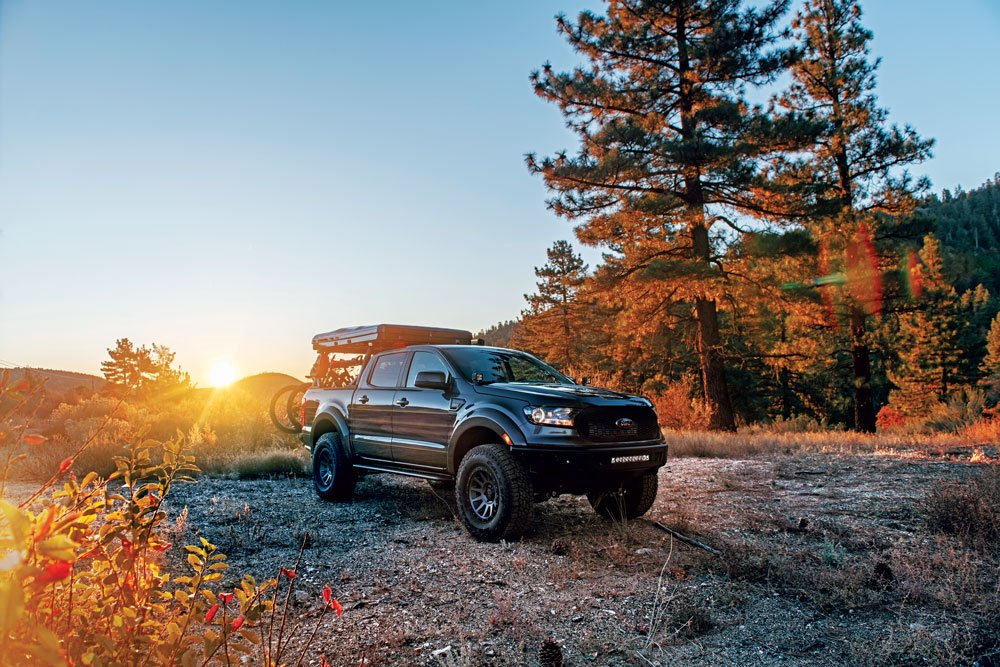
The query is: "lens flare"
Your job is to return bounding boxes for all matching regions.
[208,362,237,387]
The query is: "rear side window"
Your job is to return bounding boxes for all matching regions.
[406,351,450,387]
[368,352,406,387]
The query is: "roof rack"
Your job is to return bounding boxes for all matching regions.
[311,324,473,354]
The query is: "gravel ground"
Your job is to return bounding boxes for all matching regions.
[158,452,996,667]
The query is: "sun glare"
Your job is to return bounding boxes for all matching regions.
[209,361,238,388]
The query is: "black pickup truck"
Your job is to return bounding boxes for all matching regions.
[299,325,667,541]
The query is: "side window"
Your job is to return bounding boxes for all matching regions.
[368,352,406,388]
[406,351,450,388]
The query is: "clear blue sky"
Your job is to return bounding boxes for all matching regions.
[1,0,998,384]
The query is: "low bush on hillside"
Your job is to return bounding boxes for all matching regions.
[10,387,300,481]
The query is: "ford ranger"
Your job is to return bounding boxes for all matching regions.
[299,324,667,541]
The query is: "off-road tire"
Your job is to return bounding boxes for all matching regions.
[588,473,658,521]
[455,444,533,542]
[312,432,356,502]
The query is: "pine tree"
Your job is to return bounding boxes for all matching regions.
[514,240,589,369]
[981,311,1000,405]
[101,338,152,395]
[101,338,190,399]
[528,0,792,430]
[888,236,962,414]
[771,0,933,431]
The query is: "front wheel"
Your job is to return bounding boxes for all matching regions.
[312,433,356,502]
[588,473,658,521]
[455,444,533,542]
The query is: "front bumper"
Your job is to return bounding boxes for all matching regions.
[511,440,667,491]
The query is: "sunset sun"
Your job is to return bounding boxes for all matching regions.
[208,361,237,388]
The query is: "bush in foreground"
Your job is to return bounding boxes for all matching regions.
[0,376,342,666]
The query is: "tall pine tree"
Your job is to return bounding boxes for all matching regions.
[982,312,1000,405]
[888,236,963,414]
[514,240,590,369]
[770,0,933,431]
[528,0,791,430]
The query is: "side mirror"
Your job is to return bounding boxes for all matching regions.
[414,370,449,390]
[581,377,592,386]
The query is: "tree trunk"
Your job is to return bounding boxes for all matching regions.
[676,5,736,432]
[779,320,792,420]
[691,222,737,431]
[849,305,876,432]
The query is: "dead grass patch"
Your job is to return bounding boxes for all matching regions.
[922,465,1000,550]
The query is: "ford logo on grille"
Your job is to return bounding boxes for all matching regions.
[615,418,635,428]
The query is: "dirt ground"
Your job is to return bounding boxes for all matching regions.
[158,451,998,667]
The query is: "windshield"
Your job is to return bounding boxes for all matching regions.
[443,348,574,385]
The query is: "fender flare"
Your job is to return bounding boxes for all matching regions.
[311,409,351,456]
[448,408,528,474]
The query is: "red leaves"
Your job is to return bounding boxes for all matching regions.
[321,657,331,667]
[230,616,244,632]
[37,561,72,584]
[205,603,220,623]
[322,584,342,616]
[280,567,296,580]
[219,592,234,604]
[59,458,73,474]
[21,433,48,446]
[150,541,172,553]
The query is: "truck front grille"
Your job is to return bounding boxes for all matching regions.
[575,406,660,443]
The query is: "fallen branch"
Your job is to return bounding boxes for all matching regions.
[647,521,723,556]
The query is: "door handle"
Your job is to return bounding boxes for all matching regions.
[358,395,369,405]
[396,397,409,407]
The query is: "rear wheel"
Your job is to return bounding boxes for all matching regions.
[312,433,356,502]
[455,444,532,542]
[588,473,658,521]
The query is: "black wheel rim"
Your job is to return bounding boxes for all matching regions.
[316,448,334,489]
[468,467,499,521]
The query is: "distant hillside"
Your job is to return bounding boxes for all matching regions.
[5,367,104,395]
[476,320,521,347]
[231,372,303,401]
[921,174,1000,293]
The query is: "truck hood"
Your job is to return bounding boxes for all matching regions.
[473,383,646,406]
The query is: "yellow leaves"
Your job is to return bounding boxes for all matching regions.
[0,500,29,547]
[36,535,77,561]
[0,578,25,638]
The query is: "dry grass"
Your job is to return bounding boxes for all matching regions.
[665,428,997,459]
[198,449,310,478]
[922,465,1000,550]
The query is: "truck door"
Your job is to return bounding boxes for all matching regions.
[391,350,457,471]
[350,351,406,462]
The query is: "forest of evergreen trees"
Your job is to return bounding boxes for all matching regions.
[483,0,1000,433]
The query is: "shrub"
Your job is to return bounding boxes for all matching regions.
[876,405,905,431]
[646,377,712,431]
[0,377,343,666]
[922,467,1000,550]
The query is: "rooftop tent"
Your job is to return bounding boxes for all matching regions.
[311,324,473,354]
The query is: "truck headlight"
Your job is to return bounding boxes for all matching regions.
[523,406,579,427]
